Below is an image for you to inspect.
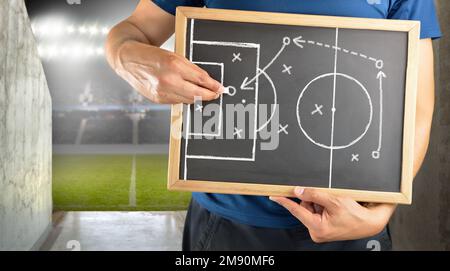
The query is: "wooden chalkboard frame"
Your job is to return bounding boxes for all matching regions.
[168,7,420,204]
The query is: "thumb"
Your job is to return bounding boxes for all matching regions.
[294,187,339,213]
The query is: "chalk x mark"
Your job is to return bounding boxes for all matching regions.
[232,52,242,62]
[351,154,360,162]
[282,64,292,75]
[312,104,324,116]
[195,104,203,112]
[233,127,243,138]
[278,124,289,135]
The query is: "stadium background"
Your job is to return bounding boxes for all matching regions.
[26,0,191,211]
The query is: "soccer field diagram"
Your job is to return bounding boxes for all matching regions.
[180,18,407,192]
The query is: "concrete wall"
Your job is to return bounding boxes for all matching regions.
[0,0,52,250]
[390,0,450,250]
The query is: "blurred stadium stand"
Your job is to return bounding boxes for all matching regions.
[53,110,171,145]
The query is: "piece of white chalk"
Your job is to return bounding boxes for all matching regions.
[223,86,237,96]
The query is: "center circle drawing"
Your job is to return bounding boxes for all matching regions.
[296,73,373,150]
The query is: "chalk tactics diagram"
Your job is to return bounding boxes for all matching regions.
[184,22,386,187]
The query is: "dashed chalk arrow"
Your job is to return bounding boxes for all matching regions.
[297,35,381,64]
[293,36,306,48]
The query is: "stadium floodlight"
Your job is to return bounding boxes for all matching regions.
[31,19,111,38]
[72,45,83,58]
[60,47,68,56]
[78,26,87,34]
[96,47,104,55]
[89,25,99,35]
[46,45,59,58]
[101,27,109,35]
[51,24,63,36]
[86,47,95,56]
[38,23,49,36]
[67,25,75,34]
[36,43,107,59]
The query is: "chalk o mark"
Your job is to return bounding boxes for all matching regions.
[296,73,373,150]
[372,151,380,159]
[376,60,384,70]
[283,37,291,46]
[224,86,237,96]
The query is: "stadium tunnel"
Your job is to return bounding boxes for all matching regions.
[0,0,449,250]
[1,0,186,251]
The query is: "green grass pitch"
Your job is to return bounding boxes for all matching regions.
[53,155,191,211]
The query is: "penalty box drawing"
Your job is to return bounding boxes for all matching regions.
[184,20,261,167]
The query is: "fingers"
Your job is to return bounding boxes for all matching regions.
[293,187,340,213]
[141,86,192,104]
[300,200,315,214]
[269,196,320,228]
[167,54,224,93]
[123,53,224,104]
[130,72,192,104]
[181,62,224,93]
[178,81,221,102]
[163,92,195,104]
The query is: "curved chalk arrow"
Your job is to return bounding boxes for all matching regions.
[293,35,306,48]
[240,37,293,90]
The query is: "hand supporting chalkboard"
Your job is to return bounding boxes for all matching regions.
[270,187,396,243]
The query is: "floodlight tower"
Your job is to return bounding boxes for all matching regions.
[128,92,145,145]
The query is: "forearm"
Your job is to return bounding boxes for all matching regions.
[105,20,153,71]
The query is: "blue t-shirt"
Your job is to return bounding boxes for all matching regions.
[154,0,442,228]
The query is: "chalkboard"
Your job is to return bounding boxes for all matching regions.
[168,7,420,204]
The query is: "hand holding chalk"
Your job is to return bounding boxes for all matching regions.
[223,86,237,96]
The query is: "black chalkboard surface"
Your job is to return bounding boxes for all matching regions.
[168,7,420,204]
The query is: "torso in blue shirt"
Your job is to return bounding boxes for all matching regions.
[154,0,441,228]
